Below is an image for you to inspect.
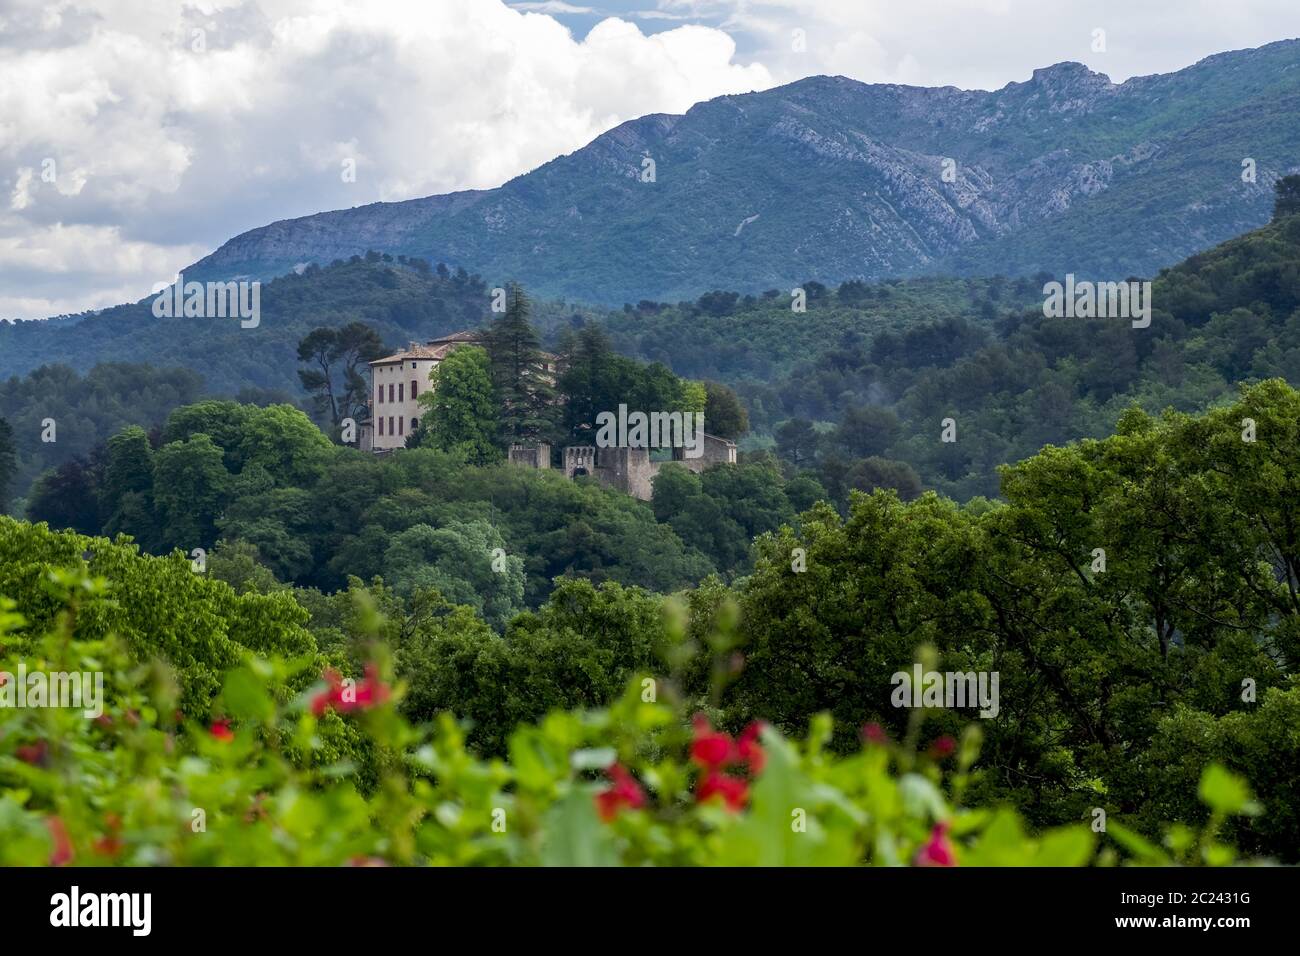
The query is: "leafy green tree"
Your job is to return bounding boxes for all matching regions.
[775,418,820,468]
[679,379,707,415]
[1146,686,1300,859]
[558,325,694,442]
[217,489,319,582]
[697,290,740,316]
[208,538,285,595]
[0,515,314,713]
[163,401,254,469]
[784,473,828,512]
[163,401,332,489]
[152,434,233,551]
[845,456,922,500]
[384,519,525,630]
[628,362,688,419]
[235,404,334,488]
[652,462,794,571]
[100,425,158,545]
[559,324,622,441]
[399,578,666,755]
[414,346,499,463]
[703,380,748,439]
[0,363,202,508]
[833,405,899,459]
[26,454,103,534]
[296,322,385,433]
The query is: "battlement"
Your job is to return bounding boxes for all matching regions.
[511,435,737,502]
[509,443,551,469]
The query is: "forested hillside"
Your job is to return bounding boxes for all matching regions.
[4,201,1300,869]
[0,262,1034,507]
[3,199,1300,518]
[0,255,520,394]
[2,377,1297,863]
[606,203,1300,501]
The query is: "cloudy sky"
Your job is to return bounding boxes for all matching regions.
[3,0,1298,320]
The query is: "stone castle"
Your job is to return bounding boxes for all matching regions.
[508,436,737,501]
[361,330,736,500]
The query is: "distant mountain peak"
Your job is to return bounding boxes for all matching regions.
[185,40,1300,305]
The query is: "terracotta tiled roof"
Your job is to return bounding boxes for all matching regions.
[371,329,558,365]
[372,345,440,364]
[428,330,483,345]
[371,330,483,365]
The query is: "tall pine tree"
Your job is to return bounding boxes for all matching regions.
[482,283,558,444]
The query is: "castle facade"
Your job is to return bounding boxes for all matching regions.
[362,330,736,499]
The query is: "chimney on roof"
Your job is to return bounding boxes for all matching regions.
[408,342,419,352]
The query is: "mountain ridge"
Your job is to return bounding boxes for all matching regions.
[183,38,1300,303]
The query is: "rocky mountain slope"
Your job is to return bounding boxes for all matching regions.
[185,40,1300,303]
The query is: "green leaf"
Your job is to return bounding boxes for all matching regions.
[1198,764,1259,816]
[540,788,620,867]
[221,667,275,723]
[1106,821,1164,861]
[1031,827,1094,866]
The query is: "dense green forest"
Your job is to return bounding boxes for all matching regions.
[0,254,593,397]
[1,184,1299,867]
[2,539,1257,866]
[0,262,1035,506]
[607,205,1300,500]
[2,376,1297,861]
[17,398,799,605]
[7,202,1298,512]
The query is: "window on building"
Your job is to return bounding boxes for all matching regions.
[398,417,404,436]
[378,417,384,436]
[398,383,404,403]
[411,418,419,431]
[388,416,394,436]
[388,383,394,403]
[411,379,418,397]
[377,384,384,404]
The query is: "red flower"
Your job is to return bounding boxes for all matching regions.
[46,816,74,866]
[927,735,957,760]
[311,665,391,717]
[690,714,734,769]
[16,740,49,766]
[861,722,890,746]
[914,821,957,867]
[696,770,749,812]
[92,816,124,858]
[210,719,234,743]
[594,763,646,822]
[736,721,766,774]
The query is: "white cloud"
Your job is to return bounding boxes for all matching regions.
[5,0,1300,319]
[0,215,208,318]
[0,0,771,319]
[510,2,597,12]
[664,0,1300,90]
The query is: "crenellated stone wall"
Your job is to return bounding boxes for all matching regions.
[509,443,551,469]
[527,436,737,501]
